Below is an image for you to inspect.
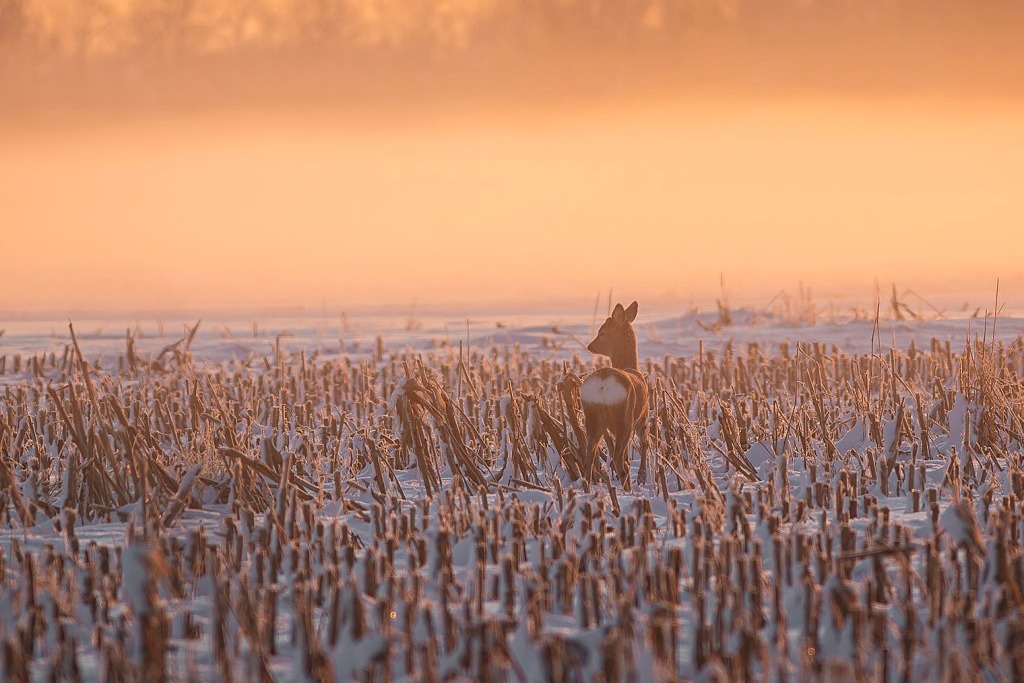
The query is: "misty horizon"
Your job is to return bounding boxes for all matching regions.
[2,0,1022,315]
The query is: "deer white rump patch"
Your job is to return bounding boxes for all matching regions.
[580,375,628,406]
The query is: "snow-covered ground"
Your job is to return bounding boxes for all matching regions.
[1,306,1022,681]
[3,304,1022,374]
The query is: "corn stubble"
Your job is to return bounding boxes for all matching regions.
[0,325,1023,681]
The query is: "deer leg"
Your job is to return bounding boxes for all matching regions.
[614,429,633,491]
[582,409,603,482]
[604,431,616,478]
[612,408,634,490]
[583,432,601,483]
[616,396,639,489]
[614,432,630,491]
[636,418,650,486]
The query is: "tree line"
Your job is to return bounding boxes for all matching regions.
[1,0,1021,100]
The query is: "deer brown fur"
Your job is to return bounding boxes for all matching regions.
[580,301,649,488]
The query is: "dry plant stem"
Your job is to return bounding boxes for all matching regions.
[0,323,1022,680]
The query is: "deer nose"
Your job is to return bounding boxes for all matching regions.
[587,340,598,353]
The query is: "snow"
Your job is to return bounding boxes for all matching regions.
[3,307,1023,383]
[1,305,1023,680]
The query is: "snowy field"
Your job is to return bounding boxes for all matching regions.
[1,304,1024,681]
[4,300,1022,373]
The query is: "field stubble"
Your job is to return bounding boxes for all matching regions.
[0,316,1023,681]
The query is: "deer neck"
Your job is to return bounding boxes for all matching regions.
[610,337,639,371]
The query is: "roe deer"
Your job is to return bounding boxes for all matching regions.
[580,301,649,488]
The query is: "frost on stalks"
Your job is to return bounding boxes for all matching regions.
[0,325,1023,680]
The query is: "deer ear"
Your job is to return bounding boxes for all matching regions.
[612,303,625,322]
[624,301,638,323]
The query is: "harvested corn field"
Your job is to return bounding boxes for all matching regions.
[1,310,1024,681]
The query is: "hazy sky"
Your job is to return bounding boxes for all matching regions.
[2,97,1023,315]
[3,1,1023,315]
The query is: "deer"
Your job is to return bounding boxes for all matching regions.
[579,301,649,489]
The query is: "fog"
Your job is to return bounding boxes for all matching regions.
[2,1,1023,315]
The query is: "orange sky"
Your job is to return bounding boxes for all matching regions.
[2,98,1023,315]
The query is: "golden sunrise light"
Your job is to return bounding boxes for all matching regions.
[5,100,1024,315]
[1,1,1023,315]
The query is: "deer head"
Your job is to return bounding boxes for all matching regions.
[587,301,639,370]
